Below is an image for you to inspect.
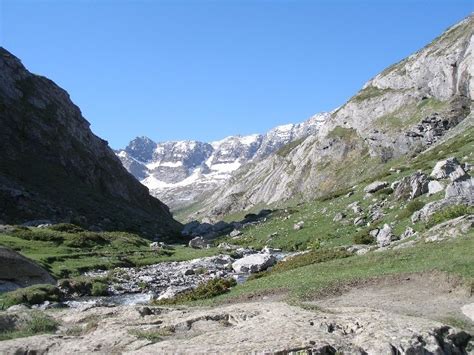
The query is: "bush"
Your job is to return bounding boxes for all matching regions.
[1,284,61,308]
[11,229,64,244]
[272,249,351,274]
[399,200,426,219]
[426,205,474,228]
[353,229,375,245]
[91,281,108,296]
[156,278,237,304]
[374,187,394,196]
[64,232,107,248]
[48,223,84,233]
[0,311,59,341]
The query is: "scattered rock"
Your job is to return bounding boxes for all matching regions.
[411,197,471,223]
[364,181,388,193]
[293,221,305,230]
[424,215,474,242]
[229,229,242,238]
[21,220,53,227]
[157,286,192,300]
[431,157,468,181]
[376,224,397,247]
[353,217,365,226]
[400,227,417,240]
[232,253,277,273]
[188,237,210,249]
[347,201,363,214]
[445,177,473,200]
[394,171,429,200]
[333,212,346,222]
[428,180,445,195]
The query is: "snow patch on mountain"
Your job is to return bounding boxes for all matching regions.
[117,112,330,211]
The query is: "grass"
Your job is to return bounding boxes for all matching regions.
[0,225,219,278]
[155,278,237,305]
[426,205,474,229]
[352,85,392,102]
[197,234,474,305]
[0,311,59,341]
[0,284,61,309]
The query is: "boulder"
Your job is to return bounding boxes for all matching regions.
[188,237,209,249]
[400,227,417,240]
[376,224,397,247]
[394,171,429,200]
[364,181,388,193]
[445,177,473,200]
[293,221,305,230]
[333,212,346,222]
[353,217,365,226]
[430,157,467,181]
[232,253,277,273]
[157,286,192,300]
[229,229,242,238]
[0,247,55,292]
[424,215,474,242]
[412,197,471,223]
[428,180,444,195]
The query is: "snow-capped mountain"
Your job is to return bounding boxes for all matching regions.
[117,112,329,212]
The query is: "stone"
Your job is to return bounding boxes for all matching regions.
[293,221,305,230]
[376,224,396,247]
[6,304,30,312]
[21,220,53,227]
[353,217,365,226]
[424,215,474,242]
[0,247,55,289]
[333,212,346,222]
[229,229,242,238]
[157,286,192,300]
[232,253,277,273]
[363,181,388,193]
[400,227,416,240]
[394,171,429,200]
[188,237,209,249]
[369,229,380,238]
[347,201,362,214]
[428,180,444,195]
[461,303,474,322]
[445,177,473,200]
[412,197,470,223]
[430,157,467,181]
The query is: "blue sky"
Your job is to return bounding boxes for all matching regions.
[1,1,472,149]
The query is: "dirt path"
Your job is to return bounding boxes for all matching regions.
[307,272,473,331]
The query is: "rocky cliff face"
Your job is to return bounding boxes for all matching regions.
[0,48,181,238]
[117,113,329,211]
[194,15,473,220]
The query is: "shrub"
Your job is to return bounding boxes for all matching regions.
[352,229,375,245]
[0,311,59,341]
[11,229,64,244]
[156,278,237,304]
[426,205,474,229]
[399,200,426,219]
[374,187,394,196]
[91,281,108,296]
[64,232,107,248]
[48,223,84,233]
[272,249,351,274]
[1,284,61,308]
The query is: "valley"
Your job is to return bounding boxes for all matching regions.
[0,11,473,355]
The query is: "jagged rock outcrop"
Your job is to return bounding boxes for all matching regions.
[0,48,181,238]
[116,113,329,211]
[195,15,474,220]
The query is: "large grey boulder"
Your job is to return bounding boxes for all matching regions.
[188,237,209,249]
[428,180,444,195]
[232,253,277,273]
[364,181,388,193]
[445,177,474,201]
[430,157,467,181]
[375,224,397,247]
[394,171,429,200]
[0,247,55,291]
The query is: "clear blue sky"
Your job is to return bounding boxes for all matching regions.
[1,1,472,149]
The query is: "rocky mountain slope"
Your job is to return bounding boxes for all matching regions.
[194,15,474,220]
[117,113,329,211]
[0,48,181,238]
